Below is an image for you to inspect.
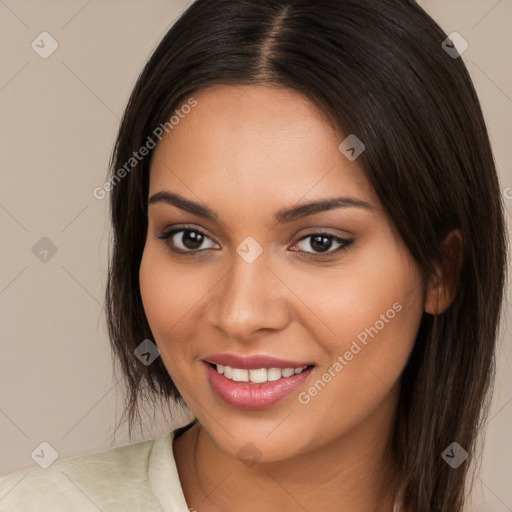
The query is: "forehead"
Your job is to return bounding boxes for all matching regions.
[148,84,378,210]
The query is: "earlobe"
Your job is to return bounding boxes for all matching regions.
[424,229,463,315]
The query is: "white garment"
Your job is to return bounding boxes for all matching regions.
[0,427,404,511]
[0,429,190,511]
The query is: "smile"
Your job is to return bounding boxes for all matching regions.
[202,355,315,410]
[213,364,309,383]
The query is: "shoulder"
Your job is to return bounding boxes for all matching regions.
[0,434,171,512]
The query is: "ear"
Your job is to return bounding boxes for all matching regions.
[424,229,463,315]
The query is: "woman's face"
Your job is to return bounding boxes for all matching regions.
[140,84,426,462]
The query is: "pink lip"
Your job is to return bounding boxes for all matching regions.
[203,353,311,370]
[202,361,314,410]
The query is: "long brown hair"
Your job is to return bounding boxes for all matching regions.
[105,1,508,510]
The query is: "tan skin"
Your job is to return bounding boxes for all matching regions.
[139,84,460,512]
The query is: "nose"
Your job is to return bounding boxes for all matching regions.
[206,251,291,342]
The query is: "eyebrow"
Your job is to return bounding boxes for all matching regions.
[148,190,372,223]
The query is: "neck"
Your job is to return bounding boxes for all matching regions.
[174,386,400,512]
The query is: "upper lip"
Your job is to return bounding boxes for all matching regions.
[204,353,312,370]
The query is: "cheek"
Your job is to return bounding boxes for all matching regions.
[138,244,207,369]
[292,238,424,425]
[278,235,424,356]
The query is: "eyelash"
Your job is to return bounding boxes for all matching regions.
[156,226,354,259]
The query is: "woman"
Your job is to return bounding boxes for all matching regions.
[0,1,507,511]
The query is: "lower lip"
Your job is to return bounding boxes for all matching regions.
[203,362,314,410]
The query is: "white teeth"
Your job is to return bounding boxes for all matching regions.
[214,364,308,383]
[232,368,249,382]
[249,368,267,383]
[267,368,282,381]
[281,368,295,377]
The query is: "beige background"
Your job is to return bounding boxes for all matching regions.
[0,0,511,510]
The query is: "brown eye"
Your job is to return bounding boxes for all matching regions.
[293,233,353,255]
[157,228,219,253]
